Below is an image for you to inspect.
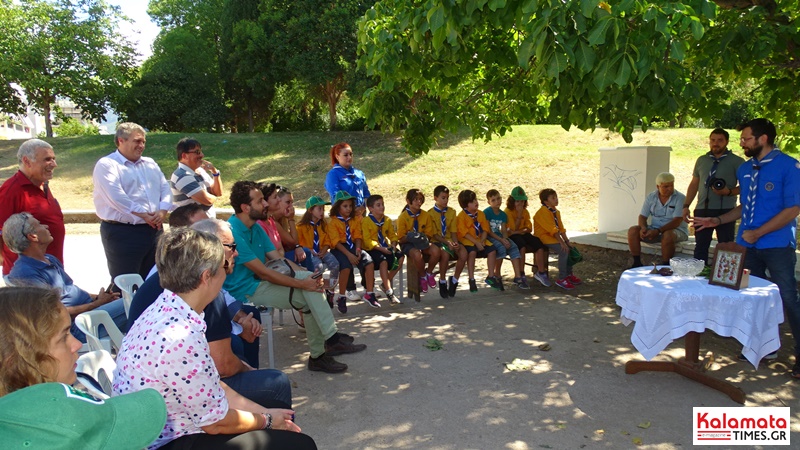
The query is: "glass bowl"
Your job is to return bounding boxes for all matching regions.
[670,257,705,277]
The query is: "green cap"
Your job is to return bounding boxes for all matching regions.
[333,190,355,203]
[305,196,331,209]
[0,383,167,450]
[510,186,528,201]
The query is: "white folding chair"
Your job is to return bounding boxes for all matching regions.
[257,306,276,369]
[114,273,144,318]
[74,310,124,354]
[75,350,117,399]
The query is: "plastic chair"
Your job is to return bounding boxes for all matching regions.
[114,273,144,318]
[75,350,117,399]
[74,310,124,354]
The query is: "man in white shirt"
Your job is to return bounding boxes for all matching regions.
[92,122,172,283]
[170,138,222,218]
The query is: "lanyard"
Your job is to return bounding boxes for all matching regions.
[336,216,353,248]
[433,205,448,236]
[368,214,387,247]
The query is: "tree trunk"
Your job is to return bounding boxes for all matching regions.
[323,80,342,131]
[248,101,255,133]
[43,92,53,138]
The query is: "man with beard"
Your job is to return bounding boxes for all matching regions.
[682,128,745,265]
[224,181,366,373]
[694,118,800,379]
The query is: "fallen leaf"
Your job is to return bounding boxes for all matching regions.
[423,338,443,351]
[595,429,605,435]
[637,421,651,429]
[557,423,566,429]
[632,437,643,446]
[538,343,551,351]
[621,431,630,435]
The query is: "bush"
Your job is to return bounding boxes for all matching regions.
[56,118,99,136]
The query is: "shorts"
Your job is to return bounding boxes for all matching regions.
[509,233,546,252]
[464,243,497,258]
[367,248,401,269]
[330,248,374,272]
[401,242,424,255]
[641,227,689,244]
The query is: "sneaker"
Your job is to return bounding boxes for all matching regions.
[419,276,428,294]
[469,279,478,293]
[308,354,348,373]
[346,290,361,302]
[325,340,367,356]
[533,272,552,287]
[514,277,530,290]
[555,277,576,290]
[448,276,458,297]
[325,290,334,308]
[497,277,505,291]
[485,276,501,290]
[336,296,348,314]
[334,332,355,344]
[363,292,381,308]
[566,274,582,285]
[737,351,778,362]
[426,272,436,289]
[381,286,402,304]
[439,280,448,298]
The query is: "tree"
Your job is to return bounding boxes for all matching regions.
[358,0,800,155]
[263,0,375,130]
[0,0,137,137]
[118,27,228,131]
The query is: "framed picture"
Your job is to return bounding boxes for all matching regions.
[709,242,747,290]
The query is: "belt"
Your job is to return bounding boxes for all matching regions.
[102,220,147,226]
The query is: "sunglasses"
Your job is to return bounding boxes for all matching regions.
[222,243,237,252]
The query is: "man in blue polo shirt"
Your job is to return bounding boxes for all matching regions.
[2,212,126,341]
[224,180,367,374]
[695,118,800,380]
[628,172,689,267]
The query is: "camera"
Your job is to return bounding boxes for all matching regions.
[708,178,726,190]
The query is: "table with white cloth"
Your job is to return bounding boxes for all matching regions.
[615,266,784,403]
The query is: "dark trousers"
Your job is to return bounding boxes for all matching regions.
[100,221,161,283]
[161,429,317,450]
[221,368,292,410]
[692,208,735,264]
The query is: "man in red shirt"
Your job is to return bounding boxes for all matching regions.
[0,139,64,275]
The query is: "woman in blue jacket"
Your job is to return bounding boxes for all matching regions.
[325,142,371,217]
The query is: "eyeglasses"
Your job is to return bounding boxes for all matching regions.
[184,149,203,155]
[222,243,237,252]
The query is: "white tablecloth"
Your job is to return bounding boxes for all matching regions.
[616,267,784,368]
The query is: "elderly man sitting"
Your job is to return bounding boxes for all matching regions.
[3,212,126,340]
[627,172,689,268]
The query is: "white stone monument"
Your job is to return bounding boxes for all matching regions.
[598,146,671,233]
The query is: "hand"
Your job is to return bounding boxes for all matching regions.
[355,247,362,257]
[741,229,759,244]
[201,160,217,174]
[449,240,459,249]
[346,252,360,265]
[285,204,295,219]
[692,217,718,232]
[237,313,262,343]
[379,247,391,255]
[96,288,120,304]
[265,409,301,432]
[354,205,366,217]
[300,275,324,292]
[560,241,570,253]
[476,242,484,251]
[501,238,511,249]
[682,207,691,223]
[294,246,306,262]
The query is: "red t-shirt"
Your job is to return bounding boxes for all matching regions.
[0,171,65,274]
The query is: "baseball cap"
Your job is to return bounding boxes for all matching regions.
[0,382,167,450]
[305,196,331,209]
[333,190,355,203]
[510,186,528,201]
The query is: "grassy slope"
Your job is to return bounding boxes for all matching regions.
[0,125,718,231]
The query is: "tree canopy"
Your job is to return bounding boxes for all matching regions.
[0,0,137,137]
[358,0,800,155]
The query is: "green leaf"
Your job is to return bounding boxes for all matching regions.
[670,39,685,60]
[580,0,597,18]
[428,5,444,34]
[521,0,538,14]
[547,51,568,78]
[614,58,631,86]
[592,58,614,91]
[701,0,716,19]
[587,16,611,46]
[690,18,704,40]
[518,36,534,69]
[488,0,507,12]
[576,40,596,74]
[655,13,668,36]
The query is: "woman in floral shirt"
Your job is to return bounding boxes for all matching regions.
[113,228,316,449]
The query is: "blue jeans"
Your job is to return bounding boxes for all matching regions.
[285,246,316,272]
[744,246,800,356]
[487,237,521,259]
[221,369,293,410]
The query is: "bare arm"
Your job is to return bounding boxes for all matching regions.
[189,190,217,207]
[208,337,252,378]
[683,176,700,221]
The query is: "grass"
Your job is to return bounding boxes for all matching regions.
[0,125,718,232]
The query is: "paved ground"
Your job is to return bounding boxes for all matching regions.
[3,233,799,449]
